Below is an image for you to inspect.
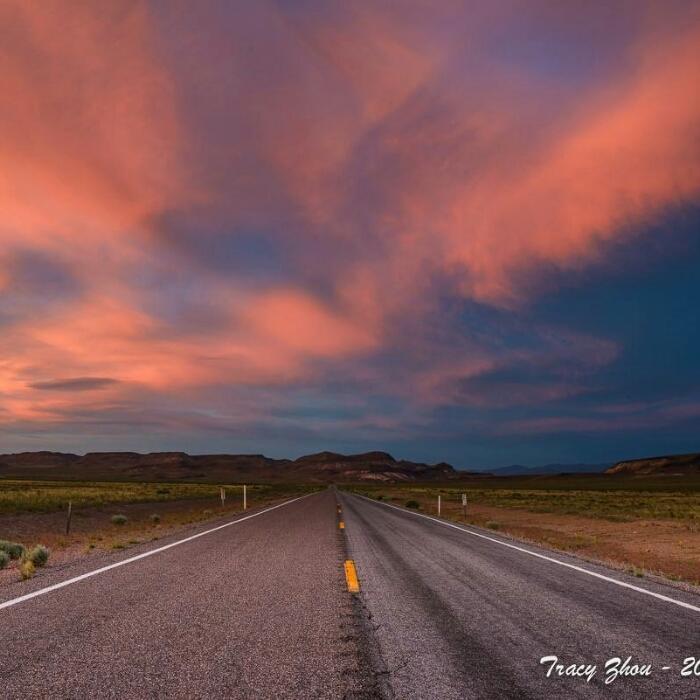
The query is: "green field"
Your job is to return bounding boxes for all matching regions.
[0,480,314,515]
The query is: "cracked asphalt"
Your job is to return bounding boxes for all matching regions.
[340,492,700,699]
[2,488,699,698]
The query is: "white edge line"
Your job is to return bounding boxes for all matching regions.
[351,493,700,614]
[0,493,313,611]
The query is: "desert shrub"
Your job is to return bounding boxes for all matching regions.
[27,545,49,567]
[376,495,384,501]
[0,551,9,569]
[149,514,161,524]
[19,558,35,580]
[156,488,170,495]
[111,514,128,525]
[486,520,500,530]
[0,540,25,560]
[203,509,213,517]
[405,500,421,509]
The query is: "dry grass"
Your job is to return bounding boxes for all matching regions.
[0,480,273,514]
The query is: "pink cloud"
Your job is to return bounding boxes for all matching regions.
[0,1,698,438]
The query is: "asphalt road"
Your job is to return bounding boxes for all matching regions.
[1,488,699,698]
[340,492,700,699]
[0,490,376,699]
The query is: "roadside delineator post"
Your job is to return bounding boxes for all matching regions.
[220,487,226,508]
[243,484,247,511]
[462,493,467,519]
[65,500,72,535]
[438,494,441,516]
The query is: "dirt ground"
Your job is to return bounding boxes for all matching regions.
[391,497,700,585]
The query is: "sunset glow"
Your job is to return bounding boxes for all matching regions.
[1,1,699,466]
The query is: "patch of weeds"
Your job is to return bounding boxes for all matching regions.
[486,520,501,530]
[156,488,170,495]
[111,514,128,525]
[0,540,25,560]
[127,539,140,545]
[376,495,384,501]
[19,558,35,580]
[0,551,9,569]
[202,509,213,517]
[405,500,421,509]
[27,545,49,567]
[149,514,161,524]
[111,542,125,550]
[627,566,645,578]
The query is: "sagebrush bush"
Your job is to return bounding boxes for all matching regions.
[149,514,161,524]
[0,540,25,560]
[486,520,500,530]
[28,545,49,568]
[0,551,9,569]
[202,509,213,517]
[19,558,35,580]
[405,500,421,509]
[111,514,128,525]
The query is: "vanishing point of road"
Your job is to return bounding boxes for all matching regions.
[1,489,698,698]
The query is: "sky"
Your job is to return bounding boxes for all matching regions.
[1,1,699,468]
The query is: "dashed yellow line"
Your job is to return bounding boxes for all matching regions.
[344,560,360,593]
[339,521,345,529]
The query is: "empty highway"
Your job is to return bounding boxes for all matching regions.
[1,489,699,698]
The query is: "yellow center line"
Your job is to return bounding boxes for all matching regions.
[344,560,360,593]
[339,520,345,529]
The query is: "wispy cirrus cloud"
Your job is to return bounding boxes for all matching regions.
[0,0,699,461]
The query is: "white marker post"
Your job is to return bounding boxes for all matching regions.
[243,484,247,511]
[220,487,225,508]
[438,494,441,517]
[462,493,467,520]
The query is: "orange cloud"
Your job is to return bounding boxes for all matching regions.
[384,21,700,304]
[1,1,699,441]
[0,1,186,249]
[245,289,376,359]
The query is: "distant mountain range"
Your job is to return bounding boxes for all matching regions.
[1,449,697,482]
[488,463,612,476]
[0,450,459,483]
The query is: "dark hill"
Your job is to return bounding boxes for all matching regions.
[605,452,700,476]
[0,450,457,483]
